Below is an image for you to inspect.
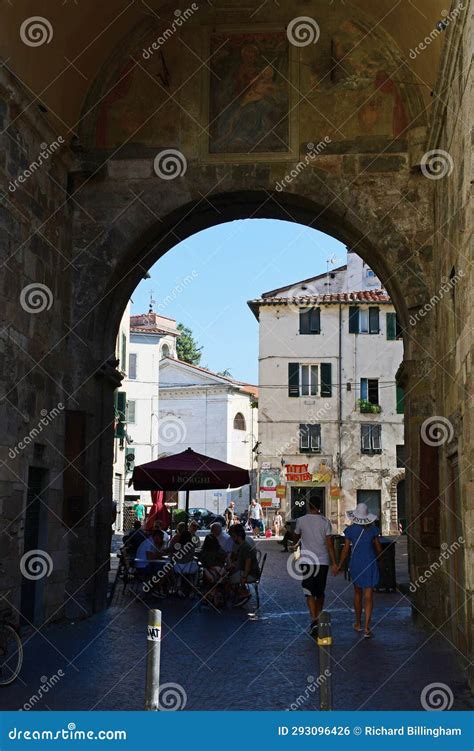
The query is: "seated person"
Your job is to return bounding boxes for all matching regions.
[169,522,186,551]
[228,524,261,607]
[152,520,170,544]
[278,521,294,552]
[210,522,234,556]
[199,534,228,607]
[135,530,168,575]
[172,530,199,597]
[123,521,147,560]
[188,520,200,542]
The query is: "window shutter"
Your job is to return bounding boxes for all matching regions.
[310,424,321,451]
[373,425,382,451]
[129,353,137,379]
[361,424,370,452]
[116,391,126,437]
[386,312,396,340]
[299,309,310,334]
[310,307,321,334]
[349,306,359,333]
[396,384,405,414]
[360,378,368,401]
[320,363,332,397]
[126,400,136,424]
[369,307,380,334]
[288,363,300,397]
[299,424,310,450]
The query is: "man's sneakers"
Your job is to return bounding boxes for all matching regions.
[309,619,319,637]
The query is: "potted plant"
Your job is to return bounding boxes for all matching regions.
[358,398,382,414]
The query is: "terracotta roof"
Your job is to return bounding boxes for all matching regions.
[248,289,391,318]
[130,326,179,336]
[161,357,258,395]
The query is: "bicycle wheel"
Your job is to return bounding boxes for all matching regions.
[0,624,23,686]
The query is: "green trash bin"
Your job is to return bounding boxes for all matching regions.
[376,539,397,591]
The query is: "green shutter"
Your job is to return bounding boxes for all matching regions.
[396,384,405,414]
[349,306,359,333]
[311,307,321,334]
[386,312,396,340]
[288,363,300,397]
[116,391,126,437]
[320,363,332,397]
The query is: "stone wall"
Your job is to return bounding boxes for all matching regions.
[429,2,473,687]
[0,68,73,623]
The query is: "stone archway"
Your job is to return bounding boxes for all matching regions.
[389,470,406,534]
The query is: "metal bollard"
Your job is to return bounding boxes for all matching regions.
[317,610,332,710]
[144,608,162,711]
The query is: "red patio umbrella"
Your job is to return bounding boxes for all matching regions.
[130,447,250,516]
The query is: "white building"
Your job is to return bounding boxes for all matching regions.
[248,251,405,535]
[112,301,131,532]
[122,312,179,508]
[159,358,258,516]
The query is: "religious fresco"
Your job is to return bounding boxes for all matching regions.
[82,15,419,153]
[207,32,291,155]
[300,19,409,142]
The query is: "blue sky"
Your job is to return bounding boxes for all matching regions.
[131,219,347,384]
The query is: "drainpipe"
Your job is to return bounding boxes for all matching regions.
[337,303,343,532]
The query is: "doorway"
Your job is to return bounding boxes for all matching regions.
[290,486,325,519]
[20,467,48,626]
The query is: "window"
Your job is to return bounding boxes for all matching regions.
[299,424,321,453]
[386,312,403,340]
[288,363,332,397]
[396,385,405,414]
[161,343,170,358]
[349,306,380,334]
[126,400,136,424]
[396,445,406,468]
[128,353,137,379]
[301,364,318,396]
[233,412,246,430]
[299,307,321,335]
[361,424,382,454]
[360,378,379,405]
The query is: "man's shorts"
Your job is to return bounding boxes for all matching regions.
[250,518,262,530]
[300,564,329,598]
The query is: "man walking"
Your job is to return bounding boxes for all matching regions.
[292,498,337,636]
[248,499,263,538]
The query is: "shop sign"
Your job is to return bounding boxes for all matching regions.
[260,468,280,491]
[275,484,286,498]
[285,463,312,481]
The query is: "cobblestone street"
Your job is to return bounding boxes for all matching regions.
[2,538,472,712]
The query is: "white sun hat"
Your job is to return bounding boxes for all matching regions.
[346,503,378,525]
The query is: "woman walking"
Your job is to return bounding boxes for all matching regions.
[336,503,382,638]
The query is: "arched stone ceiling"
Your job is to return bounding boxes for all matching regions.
[0,0,450,137]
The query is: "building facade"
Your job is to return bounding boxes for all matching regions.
[112,301,131,532]
[121,312,179,509]
[159,358,258,516]
[248,252,404,535]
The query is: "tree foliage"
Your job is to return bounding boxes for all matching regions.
[176,323,202,365]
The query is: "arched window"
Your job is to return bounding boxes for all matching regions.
[233,412,246,430]
[161,343,170,358]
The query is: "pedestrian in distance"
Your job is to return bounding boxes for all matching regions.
[248,499,264,538]
[273,511,283,537]
[335,503,383,638]
[291,498,337,636]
